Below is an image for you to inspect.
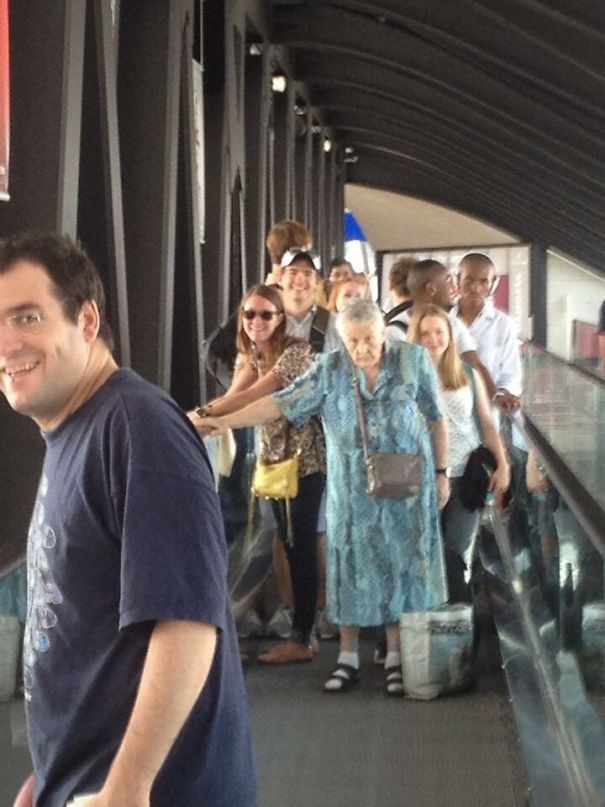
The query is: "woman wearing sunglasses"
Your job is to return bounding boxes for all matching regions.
[189,284,326,664]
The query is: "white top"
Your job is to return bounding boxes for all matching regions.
[286,307,341,352]
[384,310,409,342]
[387,307,476,356]
[440,383,481,477]
[452,299,522,395]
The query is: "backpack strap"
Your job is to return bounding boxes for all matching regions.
[384,301,412,323]
[386,319,408,335]
[309,306,330,354]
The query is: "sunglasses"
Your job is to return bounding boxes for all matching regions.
[242,309,281,321]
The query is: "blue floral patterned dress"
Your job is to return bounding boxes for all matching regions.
[272,341,448,626]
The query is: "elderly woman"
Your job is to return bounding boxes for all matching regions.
[201,300,449,696]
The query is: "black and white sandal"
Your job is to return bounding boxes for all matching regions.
[323,663,360,694]
[385,665,404,697]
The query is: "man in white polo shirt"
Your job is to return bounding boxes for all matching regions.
[453,253,522,411]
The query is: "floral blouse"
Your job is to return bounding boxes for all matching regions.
[251,342,326,478]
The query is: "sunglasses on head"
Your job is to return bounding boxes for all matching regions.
[242,309,281,321]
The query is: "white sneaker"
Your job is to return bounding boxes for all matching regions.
[373,641,387,666]
[317,609,339,640]
[237,608,265,639]
[265,605,293,639]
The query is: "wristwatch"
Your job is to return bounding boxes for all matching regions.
[435,467,449,476]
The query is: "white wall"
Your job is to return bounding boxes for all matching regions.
[546,251,605,360]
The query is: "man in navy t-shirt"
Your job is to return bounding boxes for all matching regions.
[1,233,256,807]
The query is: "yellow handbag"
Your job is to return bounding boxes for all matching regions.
[251,456,299,499]
[246,456,299,548]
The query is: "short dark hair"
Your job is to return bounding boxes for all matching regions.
[328,256,353,271]
[0,231,115,351]
[458,252,496,273]
[406,259,447,298]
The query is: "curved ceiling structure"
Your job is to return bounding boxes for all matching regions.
[345,185,519,251]
[270,0,605,272]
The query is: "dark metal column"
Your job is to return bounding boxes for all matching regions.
[201,0,226,333]
[326,143,345,261]
[272,89,290,223]
[293,104,307,225]
[171,8,206,406]
[244,45,270,283]
[303,107,314,233]
[78,0,131,366]
[118,0,188,388]
[315,127,327,264]
[530,242,548,348]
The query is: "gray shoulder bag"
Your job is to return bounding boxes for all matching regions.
[351,375,423,498]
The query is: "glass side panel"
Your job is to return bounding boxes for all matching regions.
[501,416,605,725]
[522,344,605,512]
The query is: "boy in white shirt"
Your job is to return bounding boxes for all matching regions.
[453,253,522,411]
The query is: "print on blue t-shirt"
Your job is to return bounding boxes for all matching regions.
[25,369,256,807]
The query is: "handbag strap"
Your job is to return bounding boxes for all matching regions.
[351,375,371,463]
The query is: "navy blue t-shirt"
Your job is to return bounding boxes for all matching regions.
[24,369,256,807]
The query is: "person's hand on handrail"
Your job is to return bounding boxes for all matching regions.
[493,389,521,412]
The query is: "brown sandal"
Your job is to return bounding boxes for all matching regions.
[257,640,313,664]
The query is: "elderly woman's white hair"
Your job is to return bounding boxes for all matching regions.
[336,297,385,337]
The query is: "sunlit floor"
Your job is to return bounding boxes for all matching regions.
[0,632,527,807]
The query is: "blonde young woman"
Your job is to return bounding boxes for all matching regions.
[408,304,510,602]
[189,285,326,664]
[327,274,370,313]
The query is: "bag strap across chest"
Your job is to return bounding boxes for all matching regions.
[351,375,371,463]
[309,306,329,354]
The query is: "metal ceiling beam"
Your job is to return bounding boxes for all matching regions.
[267,3,605,269]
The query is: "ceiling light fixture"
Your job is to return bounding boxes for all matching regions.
[272,75,287,93]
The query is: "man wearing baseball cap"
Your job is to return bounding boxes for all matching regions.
[280,249,340,352]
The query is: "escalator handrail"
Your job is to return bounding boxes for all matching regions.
[485,497,605,806]
[504,409,605,559]
[522,340,605,388]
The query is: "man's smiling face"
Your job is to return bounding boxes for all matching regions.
[0,260,92,428]
[281,258,319,313]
